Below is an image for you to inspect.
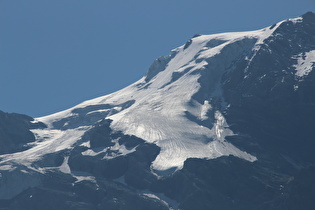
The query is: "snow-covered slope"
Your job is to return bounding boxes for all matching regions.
[1,15,313,175]
[293,50,315,77]
[35,31,271,172]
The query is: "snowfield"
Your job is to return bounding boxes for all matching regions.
[2,16,312,174]
[294,50,315,77]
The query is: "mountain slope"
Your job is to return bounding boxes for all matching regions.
[21,22,280,173]
[0,12,315,210]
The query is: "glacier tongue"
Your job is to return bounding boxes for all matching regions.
[106,32,263,172]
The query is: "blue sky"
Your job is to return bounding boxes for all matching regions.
[1,0,314,117]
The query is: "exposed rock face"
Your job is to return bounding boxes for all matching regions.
[0,111,46,155]
[221,11,315,164]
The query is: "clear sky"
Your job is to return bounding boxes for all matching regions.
[1,0,314,117]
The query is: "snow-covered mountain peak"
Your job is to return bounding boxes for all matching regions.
[4,13,313,175]
[34,29,272,173]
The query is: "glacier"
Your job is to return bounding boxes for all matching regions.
[0,16,310,175]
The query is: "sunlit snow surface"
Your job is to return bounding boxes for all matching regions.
[0,128,87,166]
[293,50,315,77]
[3,17,306,173]
[36,32,266,172]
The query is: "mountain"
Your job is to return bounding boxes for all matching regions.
[1,12,315,210]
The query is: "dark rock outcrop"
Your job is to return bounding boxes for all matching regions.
[0,111,46,155]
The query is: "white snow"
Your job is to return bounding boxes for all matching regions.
[2,21,290,174]
[0,127,87,167]
[59,156,71,174]
[86,109,110,115]
[293,50,315,77]
[0,165,15,171]
[81,139,136,159]
[140,190,179,209]
[200,100,211,120]
[289,17,303,24]
[73,174,96,183]
[104,31,261,172]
